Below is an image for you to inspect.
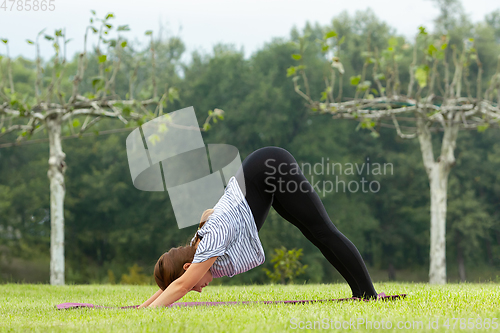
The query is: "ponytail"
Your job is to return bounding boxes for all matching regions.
[191,208,214,246]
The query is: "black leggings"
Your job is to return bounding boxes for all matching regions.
[234,146,377,299]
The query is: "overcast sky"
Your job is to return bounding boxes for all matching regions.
[0,0,499,63]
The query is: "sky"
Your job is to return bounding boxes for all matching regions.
[0,0,499,63]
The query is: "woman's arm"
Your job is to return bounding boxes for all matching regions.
[138,289,163,309]
[147,257,217,308]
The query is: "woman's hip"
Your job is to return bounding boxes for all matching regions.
[240,146,299,182]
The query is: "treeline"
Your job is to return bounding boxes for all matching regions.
[0,5,499,285]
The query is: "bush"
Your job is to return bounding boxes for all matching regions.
[262,246,308,284]
[107,269,116,284]
[119,264,153,285]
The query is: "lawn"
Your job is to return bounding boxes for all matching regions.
[1,282,499,332]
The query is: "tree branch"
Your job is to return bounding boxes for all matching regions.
[416,113,435,176]
[391,113,417,139]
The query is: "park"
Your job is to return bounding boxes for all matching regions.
[1,0,499,331]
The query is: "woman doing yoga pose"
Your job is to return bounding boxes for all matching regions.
[139,146,379,308]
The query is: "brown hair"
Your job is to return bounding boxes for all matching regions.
[154,208,214,290]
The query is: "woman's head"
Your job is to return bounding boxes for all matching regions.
[153,208,215,291]
[154,245,197,290]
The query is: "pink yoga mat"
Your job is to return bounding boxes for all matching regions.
[55,292,407,309]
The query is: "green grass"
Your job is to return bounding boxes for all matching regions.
[1,282,499,332]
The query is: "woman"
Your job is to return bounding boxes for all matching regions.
[139,146,379,308]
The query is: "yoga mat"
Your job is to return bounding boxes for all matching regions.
[55,292,406,310]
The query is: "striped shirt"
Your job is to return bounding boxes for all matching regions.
[191,176,265,278]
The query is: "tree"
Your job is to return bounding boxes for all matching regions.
[431,0,467,34]
[288,24,500,284]
[0,11,223,285]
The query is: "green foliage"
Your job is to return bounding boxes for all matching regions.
[1,7,499,287]
[286,65,305,78]
[324,30,337,39]
[119,264,152,285]
[477,123,490,132]
[415,65,430,88]
[107,269,116,284]
[262,246,308,284]
[282,7,500,282]
[168,87,179,102]
[91,76,105,91]
[117,25,130,32]
[357,80,372,92]
[428,43,438,56]
[350,75,361,86]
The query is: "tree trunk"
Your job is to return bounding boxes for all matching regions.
[46,115,67,285]
[416,111,459,284]
[428,162,449,284]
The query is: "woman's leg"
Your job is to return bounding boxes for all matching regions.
[270,198,366,298]
[237,146,377,299]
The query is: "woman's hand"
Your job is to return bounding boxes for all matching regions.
[147,257,217,308]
